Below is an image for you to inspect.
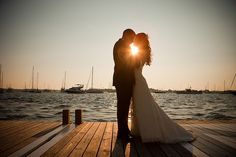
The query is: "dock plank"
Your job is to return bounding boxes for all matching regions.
[0,120,236,157]
[1,122,60,156]
[83,122,106,157]
[0,122,60,153]
[28,124,76,157]
[0,121,43,138]
[111,123,126,157]
[171,143,196,157]
[159,144,181,157]
[8,125,68,157]
[97,122,113,157]
[41,122,88,157]
[0,121,32,132]
[54,122,94,157]
[180,142,209,157]
[69,122,100,157]
[184,124,236,156]
[183,125,236,154]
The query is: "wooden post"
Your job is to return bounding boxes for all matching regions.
[75,109,82,125]
[62,109,70,125]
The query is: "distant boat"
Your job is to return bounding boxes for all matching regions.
[85,66,103,93]
[176,88,202,94]
[65,84,85,94]
[25,66,41,93]
[61,71,67,92]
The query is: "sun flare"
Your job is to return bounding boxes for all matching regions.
[130,43,139,56]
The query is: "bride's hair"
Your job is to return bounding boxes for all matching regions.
[134,33,152,65]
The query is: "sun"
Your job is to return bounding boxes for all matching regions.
[130,43,139,56]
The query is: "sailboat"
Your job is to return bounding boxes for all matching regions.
[61,71,66,92]
[26,66,41,93]
[226,73,236,95]
[85,66,103,93]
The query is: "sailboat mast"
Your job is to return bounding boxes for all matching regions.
[91,66,93,89]
[32,66,34,89]
[37,72,39,90]
[230,73,236,90]
[224,80,225,91]
[64,71,66,89]
[1,72,3,89]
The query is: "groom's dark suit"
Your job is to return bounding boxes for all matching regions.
[113,38,135,138]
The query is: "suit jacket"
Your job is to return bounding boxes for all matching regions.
[113,39,135,87]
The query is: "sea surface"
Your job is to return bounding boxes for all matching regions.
[0,91,235,121]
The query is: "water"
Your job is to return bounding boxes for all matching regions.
[0,91,235,121]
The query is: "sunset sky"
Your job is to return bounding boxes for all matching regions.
[0,0,235,90]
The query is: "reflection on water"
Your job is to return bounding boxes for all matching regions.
[0,92,235,121]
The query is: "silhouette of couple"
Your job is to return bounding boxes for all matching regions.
[113,29,194,143]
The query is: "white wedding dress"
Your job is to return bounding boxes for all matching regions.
[131,66,194,143]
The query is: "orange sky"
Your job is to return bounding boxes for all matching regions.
[0,0,236,90]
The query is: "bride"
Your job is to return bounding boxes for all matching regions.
[130,33,194,143]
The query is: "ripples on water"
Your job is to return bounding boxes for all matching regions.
[0,91,235,121]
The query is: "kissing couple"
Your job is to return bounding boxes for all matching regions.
[113,29,195,143]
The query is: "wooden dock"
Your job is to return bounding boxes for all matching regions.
[0,120,235,157]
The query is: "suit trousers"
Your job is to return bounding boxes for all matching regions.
[115,83,133,137]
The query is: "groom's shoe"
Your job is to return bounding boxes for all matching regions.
[118,134,134,142]
[126,134,134,142]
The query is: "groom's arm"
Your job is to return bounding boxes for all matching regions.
[113,41,125,64]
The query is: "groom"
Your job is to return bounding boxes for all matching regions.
[113,29,136,140]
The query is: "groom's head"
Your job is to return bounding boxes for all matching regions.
[122,29,135,44]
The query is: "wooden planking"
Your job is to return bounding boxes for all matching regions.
[8,125,69,157]
[217,124,236,132]
[184,125,235,157]
[171,143,197,157]
[54,122,94,157]
[159,144,182,157]
[111,123,126,157]
[41,122,88,157]
[27,124,76,157]
[202,123,236,133]
[197,123,236,138]
[0,120,50,133]
[97,122,113,157]
[69,122,100,156]
[0,120,236,157]
[204,133,236,149]
[83,122,106,157]
[196,124,236,145]
[0,120,33,132]
[0,122,60,153]
[196,124,236,138]
[180,142,209,157]
[0,121,49,143]
[195,124,236,149]
[1,122,60,156]
[0,121,44,138]
[186,124,236,151]
[125,142,139,157]
[111,122,118,151]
